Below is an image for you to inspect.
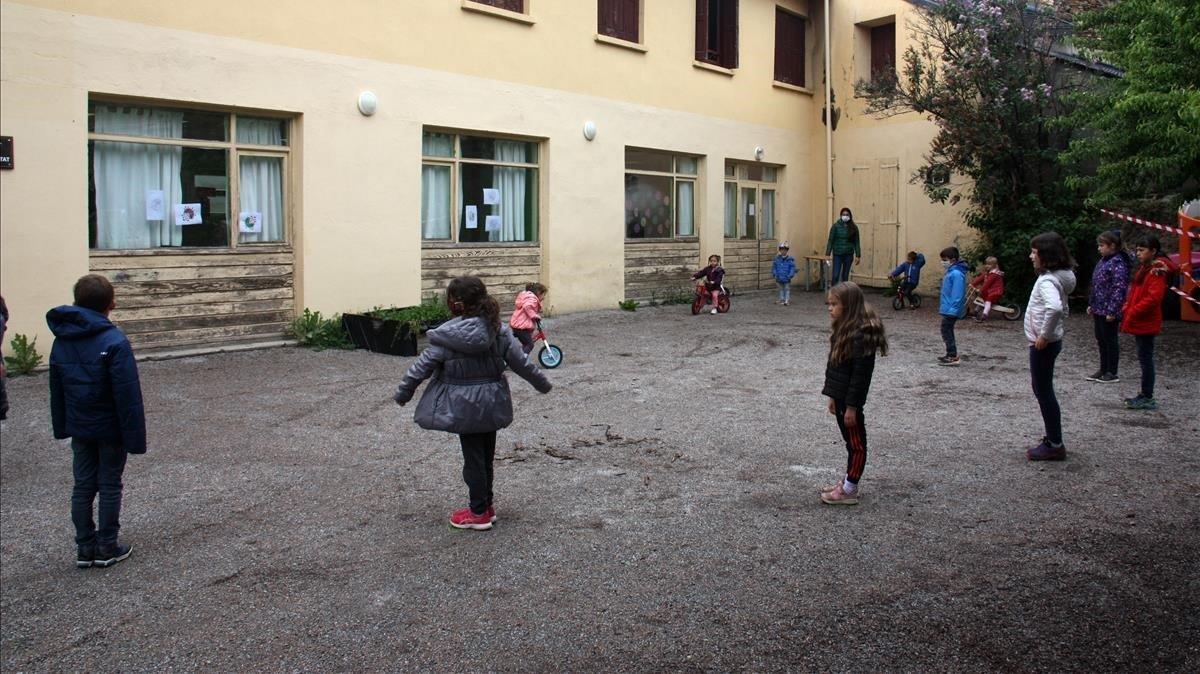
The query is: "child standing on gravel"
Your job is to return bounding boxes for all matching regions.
[47,274,146,568]
[1023,232,1076,461]
[937,247,969,365]
[394,275,552,531]
[1119,235,1178,411]
[772,242,797,306]
[819,282,888,505]
[1086,230,1133,384]
[510,282,548,354]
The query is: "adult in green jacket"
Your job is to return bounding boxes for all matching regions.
[825,207,861,284]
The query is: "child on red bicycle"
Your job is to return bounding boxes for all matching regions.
[509,282,547,354]
[969,256,1005,320]
[692,254,726,315]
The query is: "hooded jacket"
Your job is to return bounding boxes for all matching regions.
[825,220,861,257]
[394,316,552,434]
[972,269,1005,303]
[46,305,146,453]
[939,260,970,317]
[772,253,797,284]
[1088,251,1133,318]
[509,290,542,331]
[1024,269,1077,343]
[1120,256,1178,336]
[889,254,926,287]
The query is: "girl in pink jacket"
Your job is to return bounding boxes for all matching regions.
[509,282,547,353]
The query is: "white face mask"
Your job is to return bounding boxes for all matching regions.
[840,215,850,222]
[941,260,952,269]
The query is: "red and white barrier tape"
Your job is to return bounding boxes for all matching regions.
[1100,209,1200,239]
[1169,285,1200,308]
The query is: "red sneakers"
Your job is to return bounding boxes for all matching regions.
[486,506,497,523]
[449,507,493,531]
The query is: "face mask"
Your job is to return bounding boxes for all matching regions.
[941,260,951,269]
[841,215,850,222]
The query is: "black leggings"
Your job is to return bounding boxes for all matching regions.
[1092,313,1120,376]
[832,400,867,484]
[459,431,497,515]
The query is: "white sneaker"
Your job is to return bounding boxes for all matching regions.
[710,308,718,315]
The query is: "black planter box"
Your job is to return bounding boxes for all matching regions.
[342,313,418,356]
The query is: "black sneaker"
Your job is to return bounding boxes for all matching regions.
[1097,373,1119,383]
[93,543,132,568]
[1085,370,1104,382]
[76,545,95,569]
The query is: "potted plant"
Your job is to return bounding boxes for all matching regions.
[342,298,452,356]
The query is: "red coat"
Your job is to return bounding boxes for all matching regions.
[979,270,1005,302]
[1120,258,1177,336]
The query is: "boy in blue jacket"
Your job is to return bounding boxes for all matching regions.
[47,274,146,569]
[937,247,969,366]
[772,242,797,306]
[888,251,925,309]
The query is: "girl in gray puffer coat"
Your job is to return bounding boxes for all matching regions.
[394,276,552,531]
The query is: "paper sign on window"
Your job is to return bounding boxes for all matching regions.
[748,204,756,216]
[485,215,502,232]
[238,211,263,233]
[145,190,165,221]
[482,188,500,205]
[465,205,478,229]
[174,203,203,226]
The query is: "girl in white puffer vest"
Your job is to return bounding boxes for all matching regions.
[1024,232,1077,462]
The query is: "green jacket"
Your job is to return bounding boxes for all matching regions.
[825,221,861,257]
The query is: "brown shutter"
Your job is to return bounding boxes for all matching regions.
[719,0,738,69]
[871,23,896,80]
[601,0,639,42]
[695,0,709,61]
[775,9,805,86]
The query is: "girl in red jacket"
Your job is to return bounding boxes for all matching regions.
[1119,236,1177,411]
[969,256,1006,320]
[509,282,547,354]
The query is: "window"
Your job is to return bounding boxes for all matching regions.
[695,0,738,69]
[421,130,539,244]
[87,101,289,250]
[471,0,524,11]
[599,0,639,43]
[625,148,698,240]
[870,23,895,81]
[725,160,779,240]
[774,8,806,87]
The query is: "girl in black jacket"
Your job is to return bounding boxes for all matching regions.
[819,282,888,505]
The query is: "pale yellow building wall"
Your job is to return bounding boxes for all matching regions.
[0,1,817,350]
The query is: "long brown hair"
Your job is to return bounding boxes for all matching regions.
[447,275,500,334]
[828,282,888,364]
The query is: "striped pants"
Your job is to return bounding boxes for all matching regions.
[832,400,867,483]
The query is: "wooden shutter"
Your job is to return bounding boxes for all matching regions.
[599,0,639,42]
[477,0,524,12]
[871,23,895,80]
[774,9,805,86]
[719,0,738,69]
[695,0,709,61]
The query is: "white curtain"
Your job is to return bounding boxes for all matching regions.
[761,190,775,239]
[421,164,451,239]
[676,181,695,236]
[493,141,527,242]
[723,183,737,237]
[93,107,184,249]
[237,119,284,243]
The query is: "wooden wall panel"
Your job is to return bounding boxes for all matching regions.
[723,239,761,291]
[623,241,700,301]
[93,250,294,353]
[421,245,541,311]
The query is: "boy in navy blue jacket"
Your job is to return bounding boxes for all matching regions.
[888,251,925,308]
[47,274,146,569]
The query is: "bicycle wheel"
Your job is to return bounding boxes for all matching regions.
[717,295,731,313]
[1002,304,1023,321]
[911,293,922,308]
[892,296,904,311]
[691,294,705,315]
[538,344,563,369]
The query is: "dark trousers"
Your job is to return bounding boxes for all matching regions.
[1092,314,1120,376]
[513,328,535,354]
[832,400,867,484]
[1029,341,1064,446]
[940,316,958,357]
[899,282,917,302]
[459,431,497,515]
[71,438,128,547]
[831,254,854,285]
[1135,334,1156,397]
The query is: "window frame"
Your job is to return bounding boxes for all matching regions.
[86,99,292,253]
[421,129,542,246]
[724,160,780,241]
[624,148,700,242]
[695,0,739,70]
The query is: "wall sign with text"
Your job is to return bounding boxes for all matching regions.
[0,136,12,169]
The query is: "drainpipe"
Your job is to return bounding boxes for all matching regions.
[824,0,834,228]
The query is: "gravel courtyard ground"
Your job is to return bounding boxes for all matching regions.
[2,289,1198,672]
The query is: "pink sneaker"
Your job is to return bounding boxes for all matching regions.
[449,507,493,530]
[820,483,860,505]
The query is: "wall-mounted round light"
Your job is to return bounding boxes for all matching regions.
[357,91,378,116]
[754,146,765,161]
[583,120,597,141]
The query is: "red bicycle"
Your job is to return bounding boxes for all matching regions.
[530,321,563,368]
[691,283,731,315]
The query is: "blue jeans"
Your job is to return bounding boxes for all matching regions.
[940,316,958,357]
[1135,334,1155,397]
[831,254,854,285]
[1029,341,1064,445]
[71,438,128,547]
[776,280,791,303]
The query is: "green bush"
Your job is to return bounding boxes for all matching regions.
[647,289,694,307]
[368,297,453,334]
[4,333,44,376]
[292,309,353,351]
[618,299,639,311]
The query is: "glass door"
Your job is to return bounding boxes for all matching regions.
[739,187,757,239]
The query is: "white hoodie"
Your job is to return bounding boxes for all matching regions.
[1024,269,1077,343]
